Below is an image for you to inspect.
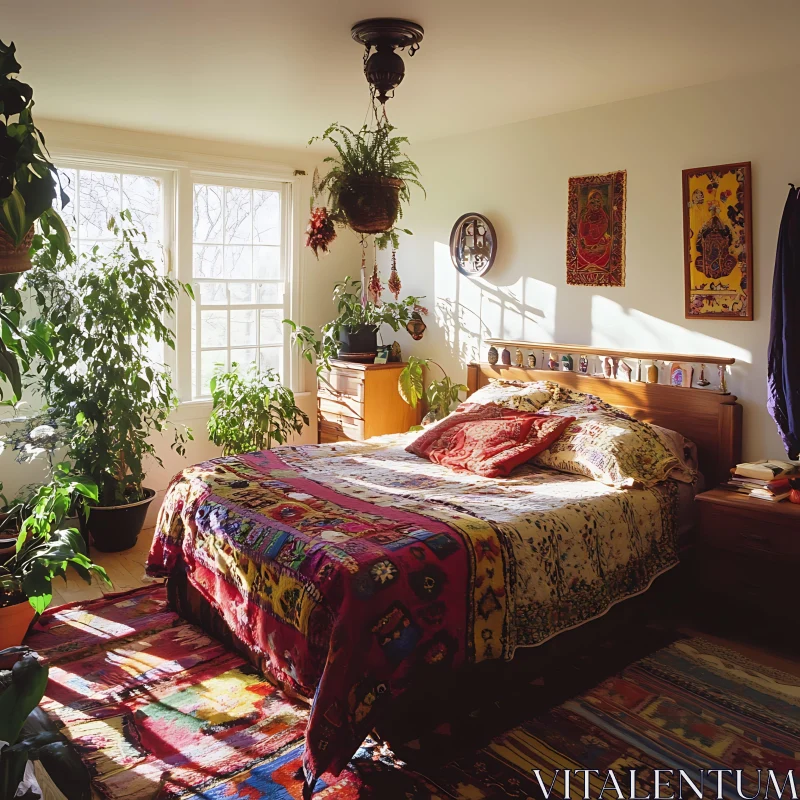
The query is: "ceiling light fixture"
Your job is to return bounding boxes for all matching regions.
[351,18,424,106]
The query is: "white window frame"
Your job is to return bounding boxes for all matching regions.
[46,145,308,407]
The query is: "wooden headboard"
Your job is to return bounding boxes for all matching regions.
[467,363,742,486]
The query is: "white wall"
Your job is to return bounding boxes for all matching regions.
[0,120,359,523]
[395,66,798,463]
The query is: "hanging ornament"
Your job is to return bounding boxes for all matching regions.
[388,248,402,299]
[368,241,383,304]
[406,311,427,340]
[359,243,368,306]
[305,206,336,258]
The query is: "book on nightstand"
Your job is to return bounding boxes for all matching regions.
[734,459,798,481]
[721,459,799,502]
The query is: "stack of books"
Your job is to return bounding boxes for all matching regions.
[722,459,799,502]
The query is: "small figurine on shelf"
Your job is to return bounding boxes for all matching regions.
[636,359,643,382]
[548,352,558,370]
[501,347,512,366]
[527,352,537,369]
[670,362,693,387]
[514,348,524,367]
[487,345,499,365]
[602,357,612,378]
[646,361,659,384]
[611,358,620,379]
[697,363,710,387]
[718,364,728,393]
[579,355,589,374]
[619,360,632,381]
[561,354,573,371]
[389,341,402,362]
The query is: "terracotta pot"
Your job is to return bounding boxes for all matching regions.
[0,600,36,649]
[338,177,403,234]
[0,227,34,274]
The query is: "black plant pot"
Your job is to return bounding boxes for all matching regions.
[79,488,155,553]
[337,324,379,362]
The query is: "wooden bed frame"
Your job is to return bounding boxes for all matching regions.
[467,363,743,486]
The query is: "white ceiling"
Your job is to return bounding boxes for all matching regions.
[5,0,800,150]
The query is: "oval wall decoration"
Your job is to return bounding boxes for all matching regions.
[449,212,497,277]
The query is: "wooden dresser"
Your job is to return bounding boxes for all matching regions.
[694,488,800,637]
[317,360,422,443]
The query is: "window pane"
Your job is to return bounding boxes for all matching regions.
[257,282,282,304]
[254,246,281,279]
[123,175,161,240]
[229,282,255,304]
[79,171,120,238]
[201,350,227,395]
[225,187,252,244]
[259,309,283,345]
[201,310,227,347]
[224,245,252,279]
[231,309,256,347]
[194,184,223,242]
[199,282,227,305]
[58,168,77,235]
[194,245,223,278]
[260,347,281,374]
[232,348,257,371]
[254,190,280,245]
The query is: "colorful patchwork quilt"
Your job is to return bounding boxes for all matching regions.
[146,433,679,787]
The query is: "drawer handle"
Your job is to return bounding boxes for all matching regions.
[740,532,767,543]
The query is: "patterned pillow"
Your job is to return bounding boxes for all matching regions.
[406,403,575,478]
[532,395,682,488]
[465,379,554,412]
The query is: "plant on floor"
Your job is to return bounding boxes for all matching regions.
[207,363,309,456]
[308,120,424,250]
[0,647,91,800]
[398,356,467,425]
[0,463,108,614]
[284,277,426,373]
[0,41,71,261]
[26,210,194,511]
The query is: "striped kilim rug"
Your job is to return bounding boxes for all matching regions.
[27,587,800,799]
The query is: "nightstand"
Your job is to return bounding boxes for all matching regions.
[694,488,800,635]
[317,360,422,443]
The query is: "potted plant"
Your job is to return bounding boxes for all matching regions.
[0,40,70,274]
[285,277,427,368]
[26,211,193,552]
[0,464,109,649]
[398,356,467,426]
[309,121,424,250]
[207,363,309,455]
[0,647,91,799]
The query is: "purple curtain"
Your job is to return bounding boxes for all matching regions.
[767,186,800,459]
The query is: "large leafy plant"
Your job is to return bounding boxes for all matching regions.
[399,356,467,424]
[208,363,309,456]
[0,40,70,248]
[285,277,426,373]
[26,211,193,506]
[311,121,424,249]
[0,463,109,613]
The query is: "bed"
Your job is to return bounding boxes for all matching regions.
[146,363,742,796]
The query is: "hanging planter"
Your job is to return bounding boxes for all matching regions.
[338,176,404,234]
[0,227,34,274]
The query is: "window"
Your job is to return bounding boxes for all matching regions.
[190,180,289,398]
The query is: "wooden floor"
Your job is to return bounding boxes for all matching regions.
[51,527,158,606]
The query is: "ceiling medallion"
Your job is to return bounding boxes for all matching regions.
[351,18,424,105]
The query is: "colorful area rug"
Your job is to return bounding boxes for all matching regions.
[27,587,800,799]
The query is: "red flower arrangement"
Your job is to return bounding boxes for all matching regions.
[306,207,336,258]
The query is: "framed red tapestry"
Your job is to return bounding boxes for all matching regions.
[566,170,626,287]
[682,162,753,320]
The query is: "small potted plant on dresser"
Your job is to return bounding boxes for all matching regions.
[0,466,110,648]
[207,363,309,455]
[26,212,193,552]
[398,357,467,426]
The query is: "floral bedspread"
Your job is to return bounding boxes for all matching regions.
[146,433,678,785]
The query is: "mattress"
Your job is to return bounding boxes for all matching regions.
[147,433,681,785]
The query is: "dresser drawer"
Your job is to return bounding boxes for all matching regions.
[318,369,364,401]
[318,412,364,442]
[697,503,800,558]
[317,390,364,421]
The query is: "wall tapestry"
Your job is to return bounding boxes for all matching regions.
[682,162,753,320]
[566,170,626,287]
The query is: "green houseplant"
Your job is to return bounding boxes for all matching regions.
[310,121,424,250]
[208,363,309,456]
[0,464,109,649]
[285,277,426,370]
[26,211,193,552]
[0,647,91,799]
[398,357,467,426]
[0,40,70,271]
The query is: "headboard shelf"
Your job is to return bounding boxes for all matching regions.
[484,339,736,367]
[467,363,742,487]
